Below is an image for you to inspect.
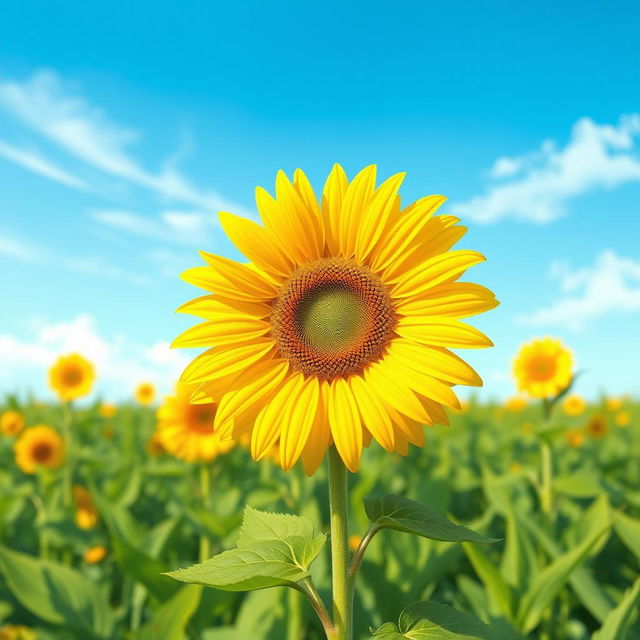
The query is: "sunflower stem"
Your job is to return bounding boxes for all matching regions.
[198,464,211,562]
[328,447,352,640]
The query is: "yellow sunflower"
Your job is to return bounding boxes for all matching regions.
[586,414,607,439]
[14,425,65,474]
[73,485,99,529]
[135,382,156,405]
[615,410,631,427]
[172,165,497,473]
[562,394,586,417]
[513,337,572,399]
[505,395,527,412]
[49,354,95,402]
[565,428,585,448]
[0,625,37,640]
[156,384,235,463]
[99,403,117,418]
[1,410,25,436]
[84,545,108,564]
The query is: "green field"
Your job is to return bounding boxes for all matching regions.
[1,395,638,639]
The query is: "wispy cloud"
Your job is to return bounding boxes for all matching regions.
[0,69,250,214]
[91,208,220,246]
[0,229,151,285]
[0,139,88,189]
[519,250,640,330]
[0,314,187,400]
[452,114,640,223]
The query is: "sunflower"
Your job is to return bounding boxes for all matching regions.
[135,382,156,405]
[562,394,586,417]
[156,384,236,463]
[172,165,497,473]
[99,403,117,418]
[513,337,572,399]
[73,485,99,529]
[1,410,25,436]
[14,425,65,474]
[586,415,607,439]
[84,545,107,564]
[0,625,37,640]
[615,410,631,427]
[49,354,95,402]
[565,428,585,448]
[505,395,527,412]
[605,396,622,412]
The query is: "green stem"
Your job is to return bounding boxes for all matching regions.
[60,402,73,509]
[328,447,352,640]
[540,441,553,517]
[199,464,211,562]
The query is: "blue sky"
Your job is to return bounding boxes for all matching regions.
[1,1,639,402]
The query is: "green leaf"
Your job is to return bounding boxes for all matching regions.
[371,601,498,639]
[236,506,315,547]
[499,514,539,592]
[0,545,113,638]
[516,520,610,633]
[365,495,498,544]
[592,576,640,640]
[613,511,640,562]
[519,514,613,623]
[166,506,326,592]
[167,536,324,591]
[462,543,513,619]
[135,584,202,640]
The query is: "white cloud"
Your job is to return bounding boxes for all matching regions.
[0,139,88,189]
[0,314,188,401]
[0,69,250,214]
[0,233,39,262]
[519,250,640,330]
[91,208,219,246]
[453,114,640,223]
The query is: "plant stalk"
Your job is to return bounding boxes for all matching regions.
[199,464,211,562]
[328,447,352,640]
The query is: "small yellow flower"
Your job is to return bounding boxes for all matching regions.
[348,534,362,551]
[1,410,25,436]
[99,403,117,418]
[565,429,585,448]
[509,462,522,473]
[513,337,572,399]
[586,415,607,439]
[562,394,586,417]
[146,431,166,456]
[156,384,235,463]
[49,354,95,402]
[521,421,534,436]
[615,411,631,427]
[14,425,65,474]
[73,486,98,529]
[84,545,107,564]
[0,625,37,640]
[135,382,156,406]
[505,395,527,412]
[605,396,622,412]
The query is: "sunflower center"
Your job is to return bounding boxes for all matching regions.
[187,404,215,434]
[63,366,83,386]
[32,441,53,463]
[528,356,556,382]
[271,258,396,380]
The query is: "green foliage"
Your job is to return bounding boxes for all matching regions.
[365,495,497,544]
[166,506,326,591]
[370,601,497,639]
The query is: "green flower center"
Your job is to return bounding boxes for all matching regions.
[297,284,365,353]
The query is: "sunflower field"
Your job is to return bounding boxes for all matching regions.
[1,168,640,640]
[1,376,639,639]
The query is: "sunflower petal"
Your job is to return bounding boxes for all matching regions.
[395,317,493,349]
[321,164,348,255]
[328,377,363,472]
[395,283,499,319]
[349,374,395,451]
[199,252,278,299]
[301,381,331,476]
[280,377,320,470]
[338,165,377,258]
[172,318,270,348]
[176,294,270,319]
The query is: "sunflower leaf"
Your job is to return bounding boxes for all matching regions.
[166,506,326,592]
[364,495,498,544]
[370,601,499,639]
